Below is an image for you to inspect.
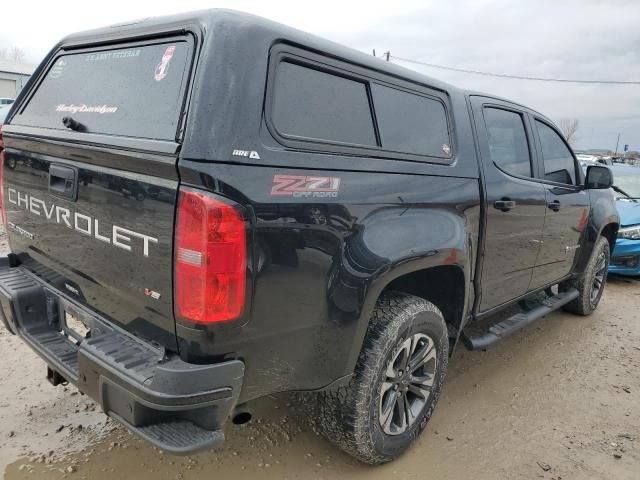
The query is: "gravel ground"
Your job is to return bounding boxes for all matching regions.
[0,225,639,479]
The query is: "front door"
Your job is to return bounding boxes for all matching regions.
[471,97,547,312]
[529,118,590,288]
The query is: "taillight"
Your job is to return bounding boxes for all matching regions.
[0,125,6,230]
[175,188,247,323]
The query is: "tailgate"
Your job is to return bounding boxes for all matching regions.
[0,37,194,350]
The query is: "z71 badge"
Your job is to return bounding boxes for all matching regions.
[271,174,341,198]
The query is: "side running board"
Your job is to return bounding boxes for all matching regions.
[462,288,579,351]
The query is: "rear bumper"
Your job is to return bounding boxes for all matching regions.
[0,258,244,454]
[609,239,640,276]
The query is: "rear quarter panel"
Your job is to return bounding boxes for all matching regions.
[177,162,480,402]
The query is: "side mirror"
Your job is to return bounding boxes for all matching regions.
[585,165,613,189]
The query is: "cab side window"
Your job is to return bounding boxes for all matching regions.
[271,61,377,146]
[371,84,451,158]
[483,107,532,178]
[535,120,577,185]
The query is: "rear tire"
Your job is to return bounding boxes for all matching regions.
[316,292,449,464]
[561,236,610,315]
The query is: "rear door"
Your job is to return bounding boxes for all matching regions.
[528,118,590,289]
[2,37,194,349]
[471,97,547,312]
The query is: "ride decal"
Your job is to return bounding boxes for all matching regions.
[154,46,176,82]
[271,174,341,198]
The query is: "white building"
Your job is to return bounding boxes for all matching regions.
[0,60,34,99]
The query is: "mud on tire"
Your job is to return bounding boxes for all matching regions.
[316,292,449,464]
[560,236,610,316]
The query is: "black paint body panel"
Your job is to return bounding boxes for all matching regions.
[176,161,479,400]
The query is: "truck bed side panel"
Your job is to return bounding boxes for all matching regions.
[176,161,480,401]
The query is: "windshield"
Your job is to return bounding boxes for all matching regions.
[613,170,640,199]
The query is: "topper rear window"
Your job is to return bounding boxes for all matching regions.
[14,39,192,141]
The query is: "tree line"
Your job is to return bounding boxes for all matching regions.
[0,46,27,63]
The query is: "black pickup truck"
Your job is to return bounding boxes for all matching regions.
[0,10,619,464]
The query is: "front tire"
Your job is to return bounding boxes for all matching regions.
[317,292,449,464]
[561,236,610,315]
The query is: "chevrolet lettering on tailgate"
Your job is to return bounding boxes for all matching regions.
[7,188,158,257]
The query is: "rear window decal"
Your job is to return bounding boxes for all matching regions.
[50,59,66,79]
[85,49,141,62]
[56,104,118,114]
[155,45,176,82]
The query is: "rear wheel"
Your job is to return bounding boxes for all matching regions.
[561,236,610,315]
[316,292,449,464]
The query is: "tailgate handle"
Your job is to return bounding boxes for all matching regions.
[49,164,78,201]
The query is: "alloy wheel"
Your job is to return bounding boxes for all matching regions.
[378,333,437,435]
[590,251,607,306]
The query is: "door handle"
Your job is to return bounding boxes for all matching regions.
[49,164,78,201]
[547,200,561,212]
[494,199,516,212]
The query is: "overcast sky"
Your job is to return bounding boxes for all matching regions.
[2,0,639,151]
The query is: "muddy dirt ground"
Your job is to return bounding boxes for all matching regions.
[0,226,639,479]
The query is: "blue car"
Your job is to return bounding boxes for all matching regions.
[609,166,640,276]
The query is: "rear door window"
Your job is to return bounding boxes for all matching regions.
[483,107,533,178]
[372,84,451,158]
[271,61,377,146]
[14,39,192,140]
